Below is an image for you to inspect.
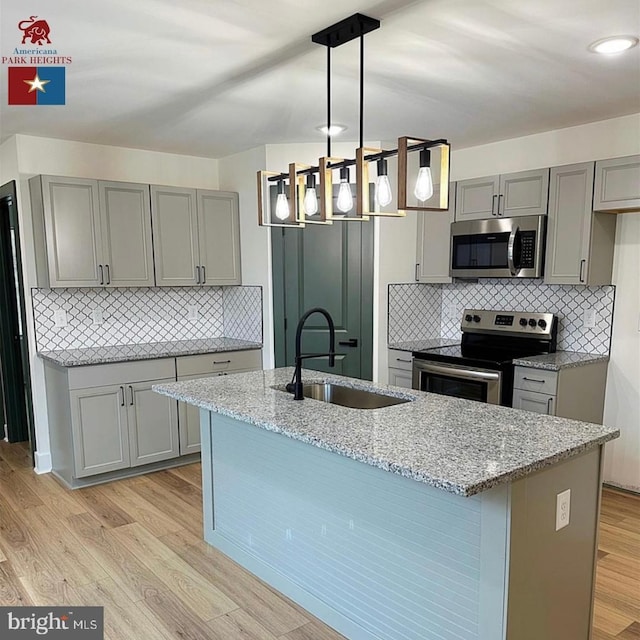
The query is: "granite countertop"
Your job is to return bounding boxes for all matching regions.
[153,367,618,497]
[38,338,263,367]
[513,352,610,371]
[388,339,460,353]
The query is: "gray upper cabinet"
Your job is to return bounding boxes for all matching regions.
[455,169,549,221]
[99,181,155,287]
[31,176,155,288]
[593,155,640,212]
[544,162,616,286]
[416,183,455,283]
[152,186,241,287]
[197,190,241,285]
[31,176,104,287]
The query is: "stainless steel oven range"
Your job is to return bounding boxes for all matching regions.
[412,309,558,406]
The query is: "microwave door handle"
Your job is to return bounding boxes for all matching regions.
[507,226,520,276]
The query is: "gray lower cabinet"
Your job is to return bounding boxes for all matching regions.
[454,169,549,221]
[388,349,413,389]
[45,358,180,486]
[415,183,455,283]
[593,155,640,212]
[152,186,241,287]
[544,162,617,285]
[512,361,608,423]
[176,350,262,454]
[30,176,155,288]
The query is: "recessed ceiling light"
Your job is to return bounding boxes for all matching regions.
[588,36,639,54]
[316,124,347,136]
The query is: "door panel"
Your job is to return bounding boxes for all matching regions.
[455,176,499,221]
[499,169,549,217]
[100,181,155,286]
[127,380,179,467]
[42,177,103,286]
[512,389,555,415]
[197,190,241,285]
[151,186,199,286]
[70,385,130,477]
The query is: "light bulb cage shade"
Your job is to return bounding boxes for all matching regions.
[257,170,305,228]
[356,147,406,217]
[397,136,450,211]
[289,163,332,225]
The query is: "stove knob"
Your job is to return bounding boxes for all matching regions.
[538,319,547,329]
[473,315,481,323]
[519,318,528,327]
[528,318,537,328]
[465,314,473,322]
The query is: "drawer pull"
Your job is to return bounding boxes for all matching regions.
[396,358,412,363]
[522,377,545,384]
[547,397,553,413]
[120,386,125,407]
[213,359,232,365]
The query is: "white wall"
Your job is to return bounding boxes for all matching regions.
[3,134,220,472]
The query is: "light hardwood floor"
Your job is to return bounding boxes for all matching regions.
[0,440,638,640]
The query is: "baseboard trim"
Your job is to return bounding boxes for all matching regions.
[34,451,52,474]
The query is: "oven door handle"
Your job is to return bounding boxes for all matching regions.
[414,362,500,383]
[507,226,520,276]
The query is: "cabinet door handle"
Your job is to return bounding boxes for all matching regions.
[491,194,498,216]
[415,263,420,282]
[396,358,412,363]
[213,359,232,365]
[547,397,554,414]
[195,266,201,284]
[201,265,206,284]
[120,386,125,407]
[523,377,545,384]
[99,265,104,286]
[105,264,111,285]
[579,259,586,283]
[128,385,134,406]
[497,193,504,216]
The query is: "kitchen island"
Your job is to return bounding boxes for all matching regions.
[154,368,619,640]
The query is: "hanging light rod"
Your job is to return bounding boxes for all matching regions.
[311,13,380,48]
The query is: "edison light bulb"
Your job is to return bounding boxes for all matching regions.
[414,166,434,202]
[337,167,353,213]
[275,193,290,220]
[303,187,318,216]
[376,175,393,207]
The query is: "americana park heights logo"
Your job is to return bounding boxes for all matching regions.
[3,15,73,106]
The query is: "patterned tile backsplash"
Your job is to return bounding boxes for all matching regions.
[389,280,615,355]
[32,286,262,351]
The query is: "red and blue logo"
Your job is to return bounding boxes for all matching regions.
[8,66,65,105]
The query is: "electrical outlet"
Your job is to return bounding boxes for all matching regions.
[187,304,199,321]
[556,489,571,531]
[53,309,67,328]
[91,308,103,325]
[582,308,597,328]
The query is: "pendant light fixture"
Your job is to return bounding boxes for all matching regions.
[257,14,451,227]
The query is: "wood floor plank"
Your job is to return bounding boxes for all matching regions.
[18,575,79,606]
[65,512,168,603]
[147,469,203,510]
[281,619,346,640]
[0,442,32,471]
[599,522,640,561]
[139,590,229,640]
[163,538,308,636]
[18,505,109,587]
[167,463,202,488]
[158,527,203,550]
[598,554,640,583]
[74,486,135,529]
[96,481,184,538]
[110,522,237,622]
[206,608,278,640]
[618,622,640,638]
[0,469,44,510]
[0,561,33,606]
[132,476,203,536]
[16,469,86,515]
[74,578,175,640]
[593,600,636,636]
[595,567,640,620]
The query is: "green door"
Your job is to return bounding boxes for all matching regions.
[272,220,373,380]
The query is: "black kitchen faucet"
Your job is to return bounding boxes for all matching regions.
[286,307,337,400]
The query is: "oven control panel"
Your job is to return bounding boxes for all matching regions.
[461,309,556,338]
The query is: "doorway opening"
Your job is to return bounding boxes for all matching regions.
[0,181,36,461]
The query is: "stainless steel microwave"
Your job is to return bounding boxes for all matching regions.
[450,215,546,278]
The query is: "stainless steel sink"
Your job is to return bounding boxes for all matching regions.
[300,383,413,409]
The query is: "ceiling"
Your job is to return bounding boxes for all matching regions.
[1,0,639,158]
